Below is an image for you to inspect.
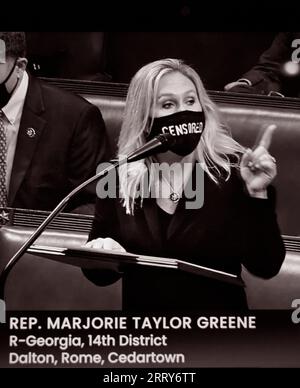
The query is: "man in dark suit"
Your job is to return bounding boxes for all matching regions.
[225,32,300,97]
[0,32,109,214]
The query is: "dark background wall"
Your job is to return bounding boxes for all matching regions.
[106,32,277,90]
[26,32,110,81]
[26,32,277,91]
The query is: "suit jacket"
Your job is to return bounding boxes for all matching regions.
[232,32,300,96]
[85,167,285,311]
[8,75,110,212]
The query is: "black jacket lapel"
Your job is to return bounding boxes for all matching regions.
[8,76,46,206]
[142,198,163,252]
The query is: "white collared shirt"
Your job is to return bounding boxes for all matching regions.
[1,71,29,192]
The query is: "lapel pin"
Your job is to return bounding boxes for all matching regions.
[26,128,36,138]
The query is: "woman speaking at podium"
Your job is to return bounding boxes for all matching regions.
[83,58,285,311]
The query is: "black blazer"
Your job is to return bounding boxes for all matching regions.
[85,167,285,311]
[8,75,110,212]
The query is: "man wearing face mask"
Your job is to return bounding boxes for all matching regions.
[83,59,285,311]
[0,32,109,215]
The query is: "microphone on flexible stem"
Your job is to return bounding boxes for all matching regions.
[0,133,175,301]
[126,133,175,162]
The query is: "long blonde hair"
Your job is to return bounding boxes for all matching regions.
[118,58,243,214]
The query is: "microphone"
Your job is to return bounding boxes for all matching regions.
[0,133,175,301]
[127,133,175,162]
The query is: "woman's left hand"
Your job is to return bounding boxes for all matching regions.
[240,146,277,198]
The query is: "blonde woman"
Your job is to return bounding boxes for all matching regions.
[84,59,285,311]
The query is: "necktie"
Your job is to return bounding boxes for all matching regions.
[0,111,7,208]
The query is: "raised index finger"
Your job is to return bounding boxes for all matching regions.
[256,124,277,150]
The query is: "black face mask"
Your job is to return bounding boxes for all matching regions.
[148,110,206,156]
[0,59,18,109]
